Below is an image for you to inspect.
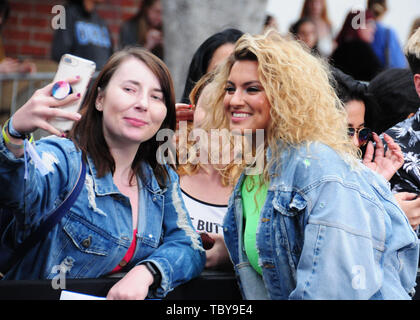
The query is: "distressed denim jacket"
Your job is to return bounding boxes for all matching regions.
[0,135,205,298]
[223,142,419,300]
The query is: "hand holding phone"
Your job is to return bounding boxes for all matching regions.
[10,76,82,144]
[49,54,96,132]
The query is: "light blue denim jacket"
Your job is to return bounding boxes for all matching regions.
[223,142,419,300]
[0,135,205,298]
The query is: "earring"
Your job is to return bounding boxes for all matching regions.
[96,104,102,111]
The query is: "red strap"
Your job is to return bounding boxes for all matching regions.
[111,229,137,273]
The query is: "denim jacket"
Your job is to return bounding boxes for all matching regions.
[223,142,419,300]
[0,135,205,298]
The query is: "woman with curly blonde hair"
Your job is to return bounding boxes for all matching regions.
[202,31,419,299]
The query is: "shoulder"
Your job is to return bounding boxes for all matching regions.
[283,142,349,169]
[375,22,387,34]
[35,136,81,166]
[273,142,363,188]
[37,135,77,152]
[386,110,420,138]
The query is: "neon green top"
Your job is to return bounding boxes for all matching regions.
[241,174,268,275]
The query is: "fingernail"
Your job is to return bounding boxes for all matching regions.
[75,75,80,79]
[77,93,81,97]
[61,133,67,138]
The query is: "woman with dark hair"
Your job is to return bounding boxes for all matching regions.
[299,0,334,57]
[289,17,320,56]
[119,0,163,59]
[332,67,403,180]
[0,47,205,299]
[180,28,244,105]
[333,68,379,136]
[330,9,383,81]
[333,68,420,231]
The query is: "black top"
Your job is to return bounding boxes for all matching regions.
[51,3,113,70]
[330,40,383,82]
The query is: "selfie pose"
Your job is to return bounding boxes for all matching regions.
[0,47,205,300]
[204,31,419,299]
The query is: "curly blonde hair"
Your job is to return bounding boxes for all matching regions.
[201,31,359,183]
[176,71,240,187]
[177,72,213,177]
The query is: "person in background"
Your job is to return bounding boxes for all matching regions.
[0,0,35,74]
[0,47,205,299]
[333,68,379,152]
[299,0,334,57]
[119,0,163,59]
[289,17,320,56]
[51,0,113,71]
[180,28,244,106]
[263,14,279,33]
[367,0,407,69]
[175,29,244,269]
[368,68,420,134]
[334,69,420,230]
[177,73,233,269]
[203,31,418,299]
[383,29,420,226]
[330,9,382,81]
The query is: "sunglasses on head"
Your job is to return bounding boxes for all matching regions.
[347,127,372,146]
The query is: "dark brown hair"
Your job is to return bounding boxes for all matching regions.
[69,47,176,187]
[367,0,387,19]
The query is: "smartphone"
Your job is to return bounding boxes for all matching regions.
[49,54,96,132]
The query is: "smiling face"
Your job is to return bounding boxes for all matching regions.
[223,60,271,133]
[96,57,167,148]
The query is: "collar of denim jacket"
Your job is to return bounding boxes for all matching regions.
[85,154,165,195]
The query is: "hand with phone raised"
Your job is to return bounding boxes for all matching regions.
[11,77,82,136]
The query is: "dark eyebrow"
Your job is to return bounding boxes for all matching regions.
[123,80,140,86]
[226,80,261,86]
[123,80,162,92]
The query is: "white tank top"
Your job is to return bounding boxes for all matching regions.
[181,189,228,235]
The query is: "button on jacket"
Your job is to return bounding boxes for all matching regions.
[0,135,205,298]
[223,142,419,300]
